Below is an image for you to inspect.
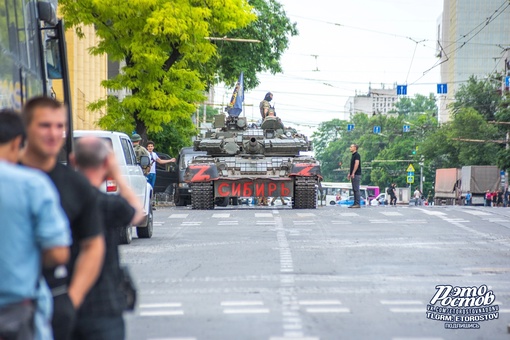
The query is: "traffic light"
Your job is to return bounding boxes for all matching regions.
[412,146,418,155]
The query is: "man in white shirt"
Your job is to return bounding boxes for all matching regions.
[414,188,421,206]
[145,141,176,188]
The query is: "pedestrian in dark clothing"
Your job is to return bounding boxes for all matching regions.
[497,190,503,207]
[485,190,491,207]
[71,137,144,340]
[347,144,361,208]
[389,184,397,206]
[20,96,105,340]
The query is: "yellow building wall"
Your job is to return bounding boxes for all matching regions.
[53,24,107,130]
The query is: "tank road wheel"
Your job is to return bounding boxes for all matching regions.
[293,177,318,209]
[191,182,214,210]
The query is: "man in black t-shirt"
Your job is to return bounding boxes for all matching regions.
[71,136,144,340]
[347,144,362,208]
[21,97,105,340]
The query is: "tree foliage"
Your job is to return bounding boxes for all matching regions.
[59,0,256,142]
[451,75,502,121]
[209,0,298,89]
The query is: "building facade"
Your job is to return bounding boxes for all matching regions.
[344,87,398,120]
[438,0,510,122]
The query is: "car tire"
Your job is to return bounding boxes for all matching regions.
[174,191,186,206]
[119,225,132,245]
[137,207,153,239]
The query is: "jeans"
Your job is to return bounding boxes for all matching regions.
[73,315,124,340]
[351,175,361,205]
[146,173,156,188]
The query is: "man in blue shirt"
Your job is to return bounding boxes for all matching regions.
[0,109,70,339]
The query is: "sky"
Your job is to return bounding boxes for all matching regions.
[214,0,445,135]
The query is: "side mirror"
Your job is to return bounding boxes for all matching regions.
[139,155,150,167]
[167,162,177,172]
[45,39,63,79]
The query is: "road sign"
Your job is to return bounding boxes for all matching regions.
[396,85,407,95]
[373,126,381,134]
[403,125,410,133]
[406,164,415,172]
[506,76,510,88]
[437,83,448,94]
[407,175,415,184]
[407,171,415,177]
[347,124,354,131]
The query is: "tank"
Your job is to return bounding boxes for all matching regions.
[184,113,322,209]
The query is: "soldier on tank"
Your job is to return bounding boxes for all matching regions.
[259,92,273,119]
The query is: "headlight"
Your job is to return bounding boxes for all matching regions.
[178,183,189,188]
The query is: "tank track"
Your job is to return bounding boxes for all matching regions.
[190,182,214,210]
[293,176,317,209]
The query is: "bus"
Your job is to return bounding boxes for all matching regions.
[319,182,368,205]
[362,185,380,201]
[1,0,72,156]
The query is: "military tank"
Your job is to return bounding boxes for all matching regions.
[184,112,321,209]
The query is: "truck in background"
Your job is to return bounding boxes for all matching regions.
[460,166,500,205]
[434,168,461,206]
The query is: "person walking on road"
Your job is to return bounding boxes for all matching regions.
[20,96,105,340]
[389,184,397,206]
[0,109,70,340]
[465,191,472,206]
[145,141,175,189]
[347,144,361,208]
[414,188,421,206]
[72,137,144,340]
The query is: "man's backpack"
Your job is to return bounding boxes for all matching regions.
[386,187,392,195]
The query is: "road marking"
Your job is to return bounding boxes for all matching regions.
[370,220,392,224]
[331,221,352,224]
[487,218,509,222]
[147,338,196,340]
[418,210,446,216]
[270,337,319,340]
[389,308,424,313]
[223,308,270,314]
[380,211,403,216]
[305,307,350,313]
[392,338,443,340]
[181,222,201,226]
[255,213,274,218]
[168,214,188,219]
[463,210,491,216]
[293,221,315,225]
[212,213,230,218]
[380,300,423,305]
[257,221,276,225]
[140,311,184,316]
[218,221,238,225]
[443,218,470,223]
[340,213,359,217]
[298,300,341,305]
[221,301,264,306]
[297,213,316,217]
[140,303,182,308]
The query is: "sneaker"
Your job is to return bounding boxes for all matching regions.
[348,204,361,208]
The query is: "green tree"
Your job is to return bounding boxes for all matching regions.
[59,0,256,143]
[451,75,501,121]
[392,93,437,116]
[210,0,298,89]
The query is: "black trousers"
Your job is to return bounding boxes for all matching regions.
[51,294,76,340]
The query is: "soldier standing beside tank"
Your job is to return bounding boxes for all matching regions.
[259,92,273,119]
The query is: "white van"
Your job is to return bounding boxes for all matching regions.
[73,130,153,244]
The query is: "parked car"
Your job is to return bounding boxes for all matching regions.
[73,130,153,244]
[336,196,366,206]
[154,152,178,193]
[370,193,388,206]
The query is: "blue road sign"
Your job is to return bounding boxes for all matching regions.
[347,124,354,131]
[396,85,407,95]
[437,83,448,94]
[501,170,505,176]
[407,171,415,177]
[403,125,410,133]
[407,175,415,184]
[373,126,381,134]
[506,77,510,88]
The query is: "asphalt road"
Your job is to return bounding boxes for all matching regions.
[121,204,510,340]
